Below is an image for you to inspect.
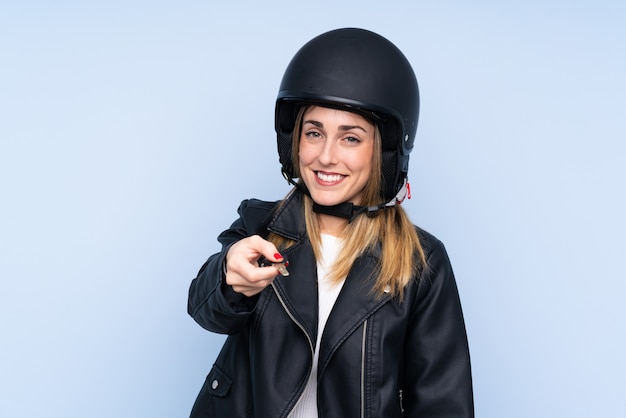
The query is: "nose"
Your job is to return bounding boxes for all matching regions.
[318,138,337,166]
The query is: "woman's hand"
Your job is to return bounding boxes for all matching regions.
[225,235,285,297]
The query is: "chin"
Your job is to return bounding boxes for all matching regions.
[309,194,343,207]
[311,195,360,207]
[306,187,361,207]
[311,198,341,207]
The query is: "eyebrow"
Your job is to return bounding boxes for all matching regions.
[303,119,368,133]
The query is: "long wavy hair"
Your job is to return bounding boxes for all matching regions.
[269,105,426,300]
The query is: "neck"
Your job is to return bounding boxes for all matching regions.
[318,213,348,237]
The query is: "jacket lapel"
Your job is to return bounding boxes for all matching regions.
[267,191,319,347]
[271,243,319,348]
[317,253,391,376]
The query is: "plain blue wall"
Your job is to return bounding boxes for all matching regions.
[1,1,625,417]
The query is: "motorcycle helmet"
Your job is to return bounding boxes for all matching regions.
[275,27,419,203]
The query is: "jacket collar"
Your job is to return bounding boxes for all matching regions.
[266,189,308,242]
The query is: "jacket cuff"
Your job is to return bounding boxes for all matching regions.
[220,256,260,313]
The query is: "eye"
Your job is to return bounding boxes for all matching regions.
[344,135,361,144]
[304,131,322,139]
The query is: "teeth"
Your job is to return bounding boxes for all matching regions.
[317,172,344,182]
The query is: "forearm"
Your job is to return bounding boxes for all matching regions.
[187,248,259,334]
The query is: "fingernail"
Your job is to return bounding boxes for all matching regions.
[274,252,283,260]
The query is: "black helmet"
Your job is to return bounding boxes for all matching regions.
[275,28,419,202]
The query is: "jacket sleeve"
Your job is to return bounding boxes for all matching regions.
[187,199,274,335]
[402,239,474,417]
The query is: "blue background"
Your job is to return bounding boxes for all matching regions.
[1,1,624,417]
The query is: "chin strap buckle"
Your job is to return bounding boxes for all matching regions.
[394,178,411,205]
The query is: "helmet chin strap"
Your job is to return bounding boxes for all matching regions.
[283,171,410,222]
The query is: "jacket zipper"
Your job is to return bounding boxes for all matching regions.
[361,319,368,418]
[271,283,315,416]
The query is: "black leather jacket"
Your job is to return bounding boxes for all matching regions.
[188,191,474,417]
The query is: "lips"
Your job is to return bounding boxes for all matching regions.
[316,171,345,183]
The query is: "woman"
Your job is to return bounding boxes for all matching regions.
[188,28,474,417]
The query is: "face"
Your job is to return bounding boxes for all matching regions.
[298,106,375,206]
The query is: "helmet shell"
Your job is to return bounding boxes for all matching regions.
[275,28,419,201]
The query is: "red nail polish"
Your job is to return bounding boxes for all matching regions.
[274,252,283,260]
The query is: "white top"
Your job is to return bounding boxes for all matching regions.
[289,234,346,418]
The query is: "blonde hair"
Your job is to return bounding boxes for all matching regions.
[270,105,426,300]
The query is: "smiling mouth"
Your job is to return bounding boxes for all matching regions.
[316,171,345,183]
